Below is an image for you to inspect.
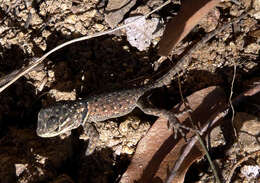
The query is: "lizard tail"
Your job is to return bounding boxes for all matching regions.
[143,12,248,92]
[143,41,198,91]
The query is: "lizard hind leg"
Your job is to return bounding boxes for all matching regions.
[137,95,190,139]
[79,122,99,156]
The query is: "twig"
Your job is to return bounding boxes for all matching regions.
[165,11,250,183]
[228,0,241,6]
[145,0,171,18]
[0,0,172,94]
[165,82,260,183]
[197,132,221,183]
[175,75,221,183]
[229,61,238,139]
[177,74,196,128]
[226,149,260,183]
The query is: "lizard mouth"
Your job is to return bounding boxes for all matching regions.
[37,120,75,137]
[36,127,58,137]
[37,126,66,138]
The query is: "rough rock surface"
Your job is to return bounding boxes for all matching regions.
[105,0,136,28]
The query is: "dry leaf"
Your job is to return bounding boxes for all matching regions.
[158,0,221,56]
[120,86,226,183]
[124,16,162,51]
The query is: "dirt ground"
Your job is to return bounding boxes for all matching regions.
[0,0,259,183]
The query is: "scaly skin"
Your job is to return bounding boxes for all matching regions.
[37,13,247,155]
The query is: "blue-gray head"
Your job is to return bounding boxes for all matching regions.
[37,101,88,137]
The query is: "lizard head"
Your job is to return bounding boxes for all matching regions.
[37,101,88,137]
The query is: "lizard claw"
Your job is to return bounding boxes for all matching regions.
[167,117,191,139]
[79,133,98,156]
[167,105,194,139]
[85,138,98,156]
[80,122,99,156]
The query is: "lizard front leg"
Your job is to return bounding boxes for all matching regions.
[80,122,99,156]
[137,95,190,139]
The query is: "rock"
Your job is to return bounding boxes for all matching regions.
[234,112,260,153]
[240,165,260,181]
[105,0,136,28]
[97,116,150,155]
[209,125,225,148]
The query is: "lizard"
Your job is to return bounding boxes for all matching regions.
[36,13,247,155]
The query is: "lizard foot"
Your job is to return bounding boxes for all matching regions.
[137,96,192,139]
[167,111,192,139]
[167,119,191,139]
[80,122,99,156]
[169,106,193,139]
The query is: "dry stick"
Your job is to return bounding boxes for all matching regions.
[229,0,242,6]
[196,132,221,183]
[166,83,260,183]
[0,26,128,93]
[0,0,172,93]
[229,61,238,139]
[226,149,260,183]
[177,76,221,183]
[165,12,249,183]
[166,107,230,183]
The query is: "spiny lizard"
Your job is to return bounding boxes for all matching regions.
[37,14,246,155]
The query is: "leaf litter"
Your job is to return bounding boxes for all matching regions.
[124,16,163,51]
[120,86,227,183]
[0,0,259,182]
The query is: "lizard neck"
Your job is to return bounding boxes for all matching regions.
[81,101,90,126]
